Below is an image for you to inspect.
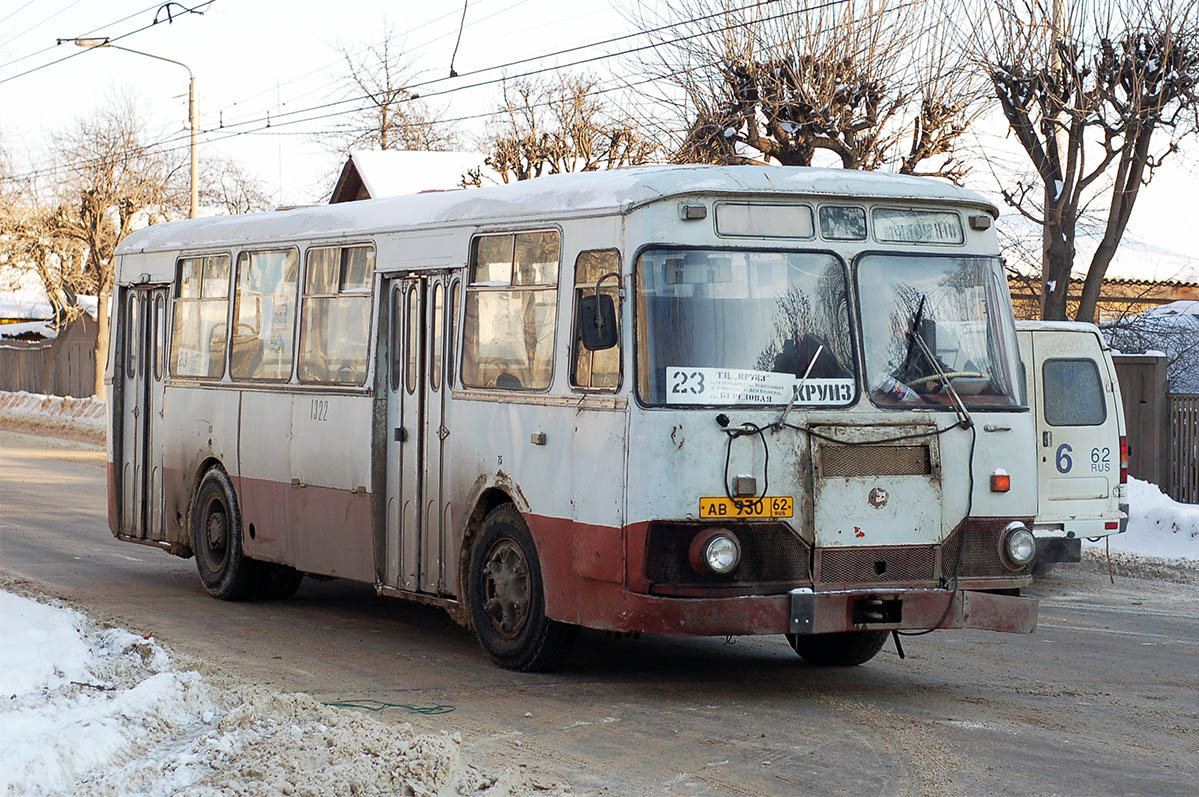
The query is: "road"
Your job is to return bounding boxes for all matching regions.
[1,429,1196,795]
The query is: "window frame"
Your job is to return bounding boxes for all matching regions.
[713,201,816,240]
[297,241,376,387]
[870,207,965,246]
[1042,357,1107,427]
[229,246,302,384]
[460,228,563,393]
[169,251,233,381]
[569,248,623,393]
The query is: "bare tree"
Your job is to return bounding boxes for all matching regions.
[462,75,657,186]
[974,0,1199,322]
[329,26,458,154]
[47,101,181,398]
[199,158,272,215]
[633,0,985,181]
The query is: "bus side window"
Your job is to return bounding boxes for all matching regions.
[461,230,560,391]
[154,295,165,380]
[231,249,299,382]
[447,280,460,388]
[170,254,231,379]
[126,292,139,379]
[298,244,374,386]
[430,281,443,392]
[570,249,621,391]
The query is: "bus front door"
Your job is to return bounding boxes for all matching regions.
[118,286,169,541]
[385,274,453,595]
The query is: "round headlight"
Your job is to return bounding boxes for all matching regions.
[1003,526,1036,568]
[703,534,741,574]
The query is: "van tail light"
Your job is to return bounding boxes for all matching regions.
[1119,436,1128,484]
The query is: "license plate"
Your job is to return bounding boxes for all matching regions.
[699,496,794,519]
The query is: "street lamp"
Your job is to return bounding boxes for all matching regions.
[62,37,198,218]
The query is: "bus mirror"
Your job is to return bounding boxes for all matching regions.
[579,294,618,351]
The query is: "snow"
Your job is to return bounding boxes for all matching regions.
[346,149,490,198]
[0,590,553,796]
[0,391,106,442]
[1084,478,1199,560]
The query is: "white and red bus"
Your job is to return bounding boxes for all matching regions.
[108,166,1039,670]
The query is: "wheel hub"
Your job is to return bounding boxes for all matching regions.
[482,539,530,639]
[205,505,227,552]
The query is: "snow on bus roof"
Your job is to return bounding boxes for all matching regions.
[115,165,997,256]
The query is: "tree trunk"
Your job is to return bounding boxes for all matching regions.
[94,283,111,400]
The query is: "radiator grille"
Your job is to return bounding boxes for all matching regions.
[819,444,931,478]
[644,521,809,593]
[817,545,937,584]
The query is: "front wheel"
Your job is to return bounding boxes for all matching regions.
[469,505,577,671]
[786,630,889,666]
[192,467,258,601]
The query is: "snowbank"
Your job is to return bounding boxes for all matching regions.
[1084,478,1199,560]
[0,590,551,796]
[0,390,105,444]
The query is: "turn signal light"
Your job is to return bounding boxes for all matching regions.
[990,471,1011,492]
[1119,436,1129,484]
[1104,521,1119,530]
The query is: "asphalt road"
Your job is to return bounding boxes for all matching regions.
[2,429,1196,795]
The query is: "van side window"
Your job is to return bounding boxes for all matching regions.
[231,249,299,381]
[170,254,230,379]
[1043,358,1106,426]
[461,230,560,390]
[298,244,374,385]
[570,249,621,391]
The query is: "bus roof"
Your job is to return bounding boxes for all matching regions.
[115,164,998,257]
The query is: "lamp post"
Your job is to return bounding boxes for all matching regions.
[64,37,198,218]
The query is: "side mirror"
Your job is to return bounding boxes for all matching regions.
[579,294,618,351]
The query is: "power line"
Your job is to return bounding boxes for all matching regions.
[0,2,165,73]
[0,0,215,88]
[0,0,85,51]
[10,0,862,184]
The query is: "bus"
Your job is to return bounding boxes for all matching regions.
[107,165,1039,671]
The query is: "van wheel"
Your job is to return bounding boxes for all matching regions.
[256,564,304,600]
[786,631,889,666]
[469,505,577,671]
[192,467,258,601]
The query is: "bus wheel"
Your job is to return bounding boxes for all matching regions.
[469,505,577,671]
[256,564,304,600]
[786,631,889,666]
[192,468,258,601]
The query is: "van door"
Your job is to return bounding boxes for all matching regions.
[1029,329,1121,522]
[118,286,169,540]
[384,273,454,594]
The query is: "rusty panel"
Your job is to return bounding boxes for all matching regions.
[819,444,931,478]
[571,520,624,583]
[643,521,810,594]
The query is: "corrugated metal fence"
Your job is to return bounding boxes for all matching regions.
[1170,394,1199,504]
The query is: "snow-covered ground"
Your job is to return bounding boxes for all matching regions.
[0,390,105,444]
[0,589,551,796]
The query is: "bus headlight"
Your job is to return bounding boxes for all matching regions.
[689,529,742,575]
[1002,523,1036,569]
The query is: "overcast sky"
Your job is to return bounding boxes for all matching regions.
[1,0,1197,280]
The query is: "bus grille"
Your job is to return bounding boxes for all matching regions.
[940,520,1033,579]
[819,444,932,478]
[816,545,937,584]
[644,521,810,595]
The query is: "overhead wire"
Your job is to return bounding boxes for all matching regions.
[0,2,165,72]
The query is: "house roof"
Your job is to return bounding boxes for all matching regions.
[329,150,490,203]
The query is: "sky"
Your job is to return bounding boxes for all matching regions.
[1,0,1197,280]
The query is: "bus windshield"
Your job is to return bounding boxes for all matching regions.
[636,248,856,407]
[857,254,1023,408]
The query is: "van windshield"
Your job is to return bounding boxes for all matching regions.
[635,248,856,406]
[857,254,1023,409]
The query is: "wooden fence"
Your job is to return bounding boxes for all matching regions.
[1170,394,1199,504]
[0,316,97,398]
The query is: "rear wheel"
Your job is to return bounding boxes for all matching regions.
[786,630,889,666]
[192,467,258,601]
[469,505,577,671]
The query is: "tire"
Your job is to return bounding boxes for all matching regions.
[469,505,577,671]
[192,467,258,601]
[786,630,889,666]
[256,563,304,600]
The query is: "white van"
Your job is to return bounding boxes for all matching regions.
[1016,321,1128,568]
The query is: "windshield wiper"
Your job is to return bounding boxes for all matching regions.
[908,331,973,428]
[899,294,927,381]
[775,344,824,429]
